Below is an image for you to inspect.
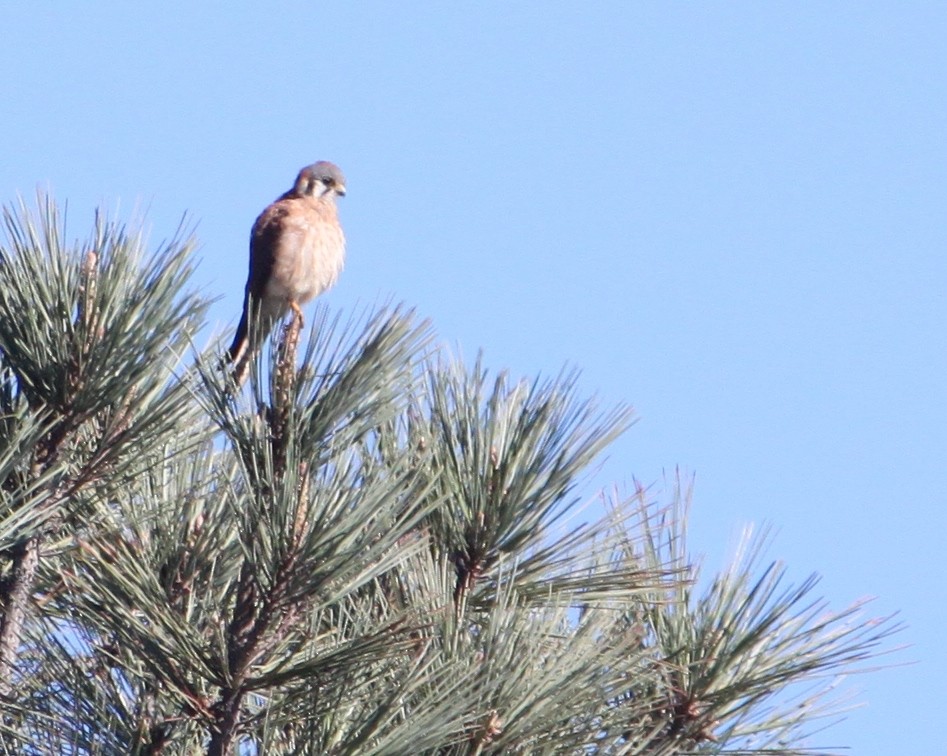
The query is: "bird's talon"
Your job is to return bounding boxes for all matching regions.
[290,301,304,328]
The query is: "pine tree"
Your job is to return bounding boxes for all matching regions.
[0,197,898,755]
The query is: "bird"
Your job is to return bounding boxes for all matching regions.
[226,161,346,385]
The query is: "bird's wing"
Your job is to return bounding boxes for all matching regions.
[247,201,290,302]
[226,200,290,364]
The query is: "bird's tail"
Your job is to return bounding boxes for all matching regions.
[227,308,250,362]
[225,301,265,387]
[226,322,250,387]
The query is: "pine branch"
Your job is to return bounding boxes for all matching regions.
[0,194,207,725]
[416,355,635,607]
[0,194,901,754]
[616,479,902,755]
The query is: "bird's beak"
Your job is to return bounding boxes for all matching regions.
[336,184,346,197]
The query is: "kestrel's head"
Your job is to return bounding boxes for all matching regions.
[293,161,346,200]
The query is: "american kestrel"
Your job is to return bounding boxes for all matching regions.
[227,161,346,385]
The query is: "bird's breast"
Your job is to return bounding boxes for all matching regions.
[264,203,345,306]
[293,224,345,303]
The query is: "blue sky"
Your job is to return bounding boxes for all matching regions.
[2,3,943,752]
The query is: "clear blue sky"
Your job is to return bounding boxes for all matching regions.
[2,3,943,753]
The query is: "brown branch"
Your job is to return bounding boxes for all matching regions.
[0,419,75,701]
[271,308,302,481]
[208,314,304,754]
[209,544,304,755]
[0,535,39,700]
